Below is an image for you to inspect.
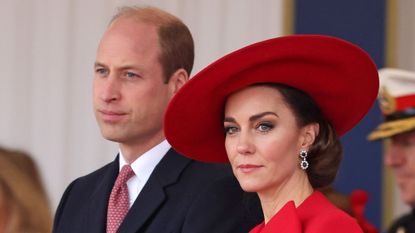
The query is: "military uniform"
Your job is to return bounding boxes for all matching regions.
[387,211,415,233]
[368,68,415,233]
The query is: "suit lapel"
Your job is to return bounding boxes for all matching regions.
[119,149,191,233]
[85,156,119,233]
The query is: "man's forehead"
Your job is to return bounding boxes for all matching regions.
[391,129,415,141]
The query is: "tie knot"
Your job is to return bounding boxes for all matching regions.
[116,165,135,185]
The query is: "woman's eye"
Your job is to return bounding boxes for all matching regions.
[257,123,273,132]
[224,126,239,135]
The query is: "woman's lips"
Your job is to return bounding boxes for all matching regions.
[237,164,263,173]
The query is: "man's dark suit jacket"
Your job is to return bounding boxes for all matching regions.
[387,210,415,233]
[52,149,263,233]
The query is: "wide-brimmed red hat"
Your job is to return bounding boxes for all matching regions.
[164,34,379,163]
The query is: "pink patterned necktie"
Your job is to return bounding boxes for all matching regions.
[106,165,135,233]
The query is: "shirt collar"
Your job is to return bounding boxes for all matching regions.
[118,140,171,179]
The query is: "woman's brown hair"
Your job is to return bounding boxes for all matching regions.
[0,147,52,233]
[261,83,343,189]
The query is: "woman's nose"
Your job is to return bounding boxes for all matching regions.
[236,132,255,155]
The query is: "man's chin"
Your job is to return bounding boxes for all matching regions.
[100,131,125,143]
[103,137,121,143]
[400,190,415,206]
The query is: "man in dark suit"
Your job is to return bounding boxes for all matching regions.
[52,6,262,233]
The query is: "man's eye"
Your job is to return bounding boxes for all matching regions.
[95,68,108,76]
[125,72,138,78]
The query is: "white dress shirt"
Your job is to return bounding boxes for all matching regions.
[118,140,171,208]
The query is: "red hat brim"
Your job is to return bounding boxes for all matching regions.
[164,35,379,163]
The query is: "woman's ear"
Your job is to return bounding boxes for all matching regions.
[168,68,189,95]
[301,123,320,148]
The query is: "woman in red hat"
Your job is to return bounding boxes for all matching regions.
[164,35,379,232]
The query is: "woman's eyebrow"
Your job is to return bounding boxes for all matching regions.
[249,112,278,122]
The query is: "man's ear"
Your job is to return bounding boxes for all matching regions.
[301,123,320,148]
[168,68,189,95]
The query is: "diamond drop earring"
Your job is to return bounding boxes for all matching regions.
[299,149,309,170]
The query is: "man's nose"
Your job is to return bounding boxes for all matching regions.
[100,75,121,103]
[384,146,406,168]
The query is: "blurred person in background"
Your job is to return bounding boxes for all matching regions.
[368,68,415,233]
[0,147,52,233]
